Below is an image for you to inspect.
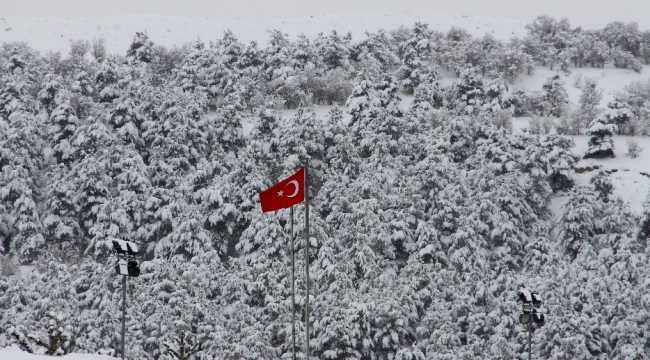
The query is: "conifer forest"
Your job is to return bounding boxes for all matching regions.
[2,15,650,359]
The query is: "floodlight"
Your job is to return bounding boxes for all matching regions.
[126,242,138,256]
[127,260,140,277]
[519,313,531,324]
[115,259,129,276]
[533,312,545,325]
[112,239,139,256]
[532,292,542,308]
[518,289,532,304]
[113,240,128,255]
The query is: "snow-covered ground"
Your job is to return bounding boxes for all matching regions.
[0,13,529,55]
[0,347,115,360]
[572,135,650,213]
[512,116,650,214]
[2,0,650,56]
[3,0,650,29]
[513,65,650,107]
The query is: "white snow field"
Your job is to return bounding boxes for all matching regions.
[0,347,116,360]
[572,135,650,214]
[514,65,650,107]
[0,13,529,55]
[2,0,650,55]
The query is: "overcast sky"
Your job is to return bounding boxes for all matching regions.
[1,0,649,29]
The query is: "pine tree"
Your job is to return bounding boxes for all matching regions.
[126,31,157,64]
[350,29,398,73]
[395,23,435,94]
[38,73,64,118]
[575,77,603,132]
[638,190,650,243]
[315,30,351,71]
[584,114,617,159]
[559,185,601,260]
[0,110,45,262]
[452,68,485,115]
[0,68,33,121]
[542,75,569,117]
[69,70,94,119]
[94,57,122,103]
[602,101,634,135]
[106,96,144,149]
[589,170,613,202]
[144,89,209,186]
[48,100,79,165]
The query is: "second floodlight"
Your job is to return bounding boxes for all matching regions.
[112,239,139,256]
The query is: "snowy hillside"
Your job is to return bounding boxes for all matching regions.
[0,347,116,360]
[3,5,650,360]
[0,13,530,55]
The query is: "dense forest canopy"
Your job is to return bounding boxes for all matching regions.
[1,15,650,359]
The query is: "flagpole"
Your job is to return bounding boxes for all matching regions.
[290,205,296,360]
[304,161,310,360]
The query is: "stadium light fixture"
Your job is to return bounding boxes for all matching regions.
[111,239,141,360]
[518,288,545,360]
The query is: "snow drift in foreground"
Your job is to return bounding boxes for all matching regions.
[0,348,116,360]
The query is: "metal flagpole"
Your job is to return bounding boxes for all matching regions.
[304,161,310,360]
[290,206,296,360]
[121,274,126,360]
[528,321,532,360]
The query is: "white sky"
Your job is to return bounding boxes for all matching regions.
[1,0,650,29]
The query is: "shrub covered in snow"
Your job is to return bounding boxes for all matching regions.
[584,115,617,159]
[626,139,644,158]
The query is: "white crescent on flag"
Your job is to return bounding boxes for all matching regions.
[285,180,300,197]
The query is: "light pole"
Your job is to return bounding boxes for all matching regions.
[517,289,545,360]
[112,239,141,360]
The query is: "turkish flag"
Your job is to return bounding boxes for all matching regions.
[259,168,305,212]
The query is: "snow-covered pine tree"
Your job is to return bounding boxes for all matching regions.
[236,40,264,78]
[523,15,573,70]
[125,31,157,64]
[559,184,602,260]
[106,95,144,149]
[263,30,293,84]
[350,29,399,74]
[144,89,208,187]
[584,113,617,159]
[315,30,351,71]
[56,120,115,257]
[38,73,64,118]
[346,74,402,135]
[48,99,79,166]
[482,76,513,113]
[539,135,578,192]
[451,68,485,115]
[69,259,122,355]
[68,69,95,119]
[0,57,34,121]
[575,77,603,133]
[0,109,45,262]
[602,101,634,135]
[292,33,316,71]
[174,39,208,94]
[541,75,569,117]
[395,23,435,94]
[94,56,122,103]
[638,190,650,243]
[589,170,613,202]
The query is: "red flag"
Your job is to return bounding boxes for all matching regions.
[259,168,305,212]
